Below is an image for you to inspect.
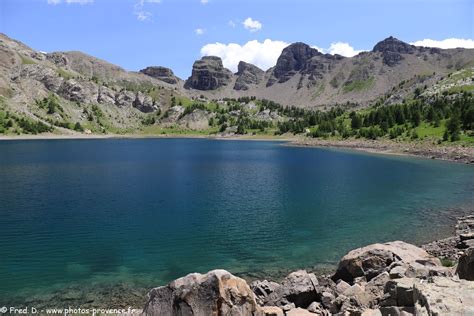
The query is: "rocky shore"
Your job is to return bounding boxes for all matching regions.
[290,138,474,164]
[142,215,474,315]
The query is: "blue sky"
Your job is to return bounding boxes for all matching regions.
[1,0,473,78]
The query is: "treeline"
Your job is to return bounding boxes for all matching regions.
[274,92,474,142]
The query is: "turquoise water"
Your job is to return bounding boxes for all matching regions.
[0,138,472,305]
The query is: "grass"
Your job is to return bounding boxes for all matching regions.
[57,67,75,80]
[447,84,474,94]
[440,258,455,267]
[20,55,36,65]
[343,77,375,93]
[414,121,445,139]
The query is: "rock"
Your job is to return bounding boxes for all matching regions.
[178,109,214,130]
[97,85,115,104]
[255,109,281,122]
[185,56,232,90]
[379,306,415,316]
[162,105,185,123]
[456,247,474,280]
[404,261,452,279]
[269,43,320,85]
[372,36,416,66]
[251,280,281,306]
[143,269,262,316]
[361,309,382,316]
[413,277,474,315]
[262,270,318,308]
[133,91,157,113]
[381,277,416,307]
[307,301,328,315]
[281,303,295,311]
[261,306,284,316]
[335,280,351,294]
[58,79,97,103]
[115,90,135,107]
[19,64,64,92]
[332,241,441,283]
[389,266,407,279]
[320,291,337,313]
[46,52,69,67]
[234,61,264,91]
[139,66,179,84]
[286,307,314,316]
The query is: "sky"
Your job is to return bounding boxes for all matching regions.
[0,0,473,78]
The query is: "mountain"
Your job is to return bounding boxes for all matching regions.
[0,32,473,135]
[181,36,474,107]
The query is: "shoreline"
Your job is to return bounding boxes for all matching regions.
[1,133,473,164]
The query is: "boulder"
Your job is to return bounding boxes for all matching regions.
[97,86,115,104]
[179,109,214,130]
[285,308,314,316]
[58,79,97,103]
[251,280,281,306]
[332,241,441,283]
[261,270,319,308]
[185,56,232,90]
[456,247,474,280]
[382,277,416,307]
[143,269,262,316]
[413,277,474,315]
[261,306,283,316]
[307,301,328,315]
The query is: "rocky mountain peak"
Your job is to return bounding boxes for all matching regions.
[234,61,264,91]
[373,36,416,54]
[185,56,232,90]
[372,36,417,66]
[139,66,179,84]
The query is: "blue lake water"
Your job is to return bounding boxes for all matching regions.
[0,138,473,305]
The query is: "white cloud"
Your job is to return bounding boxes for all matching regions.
[134,0,161,21]
[243,17,262,32]
[47,0,93,4]
[328,42,363,57]
[200,0,209,4]
[201,39,288,72]
[195,28,205,35]
[410,38,474,49]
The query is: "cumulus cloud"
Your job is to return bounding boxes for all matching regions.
[134,0,161,21]
[201,39,288,72]
[410,38,474,49]
[243,17,262,32]
[195,28,205,35]
[47,0,93,4]
[328,42,363,57]
[200,39,369,72]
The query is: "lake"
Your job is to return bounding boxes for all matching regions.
[0,138,472,306]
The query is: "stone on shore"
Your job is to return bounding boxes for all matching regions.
[143,269,262,316]
[332,241,441,283]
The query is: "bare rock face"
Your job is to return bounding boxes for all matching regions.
[268,42,321,85]
[185,56,232,90]
[372,36,416,66]
[97,86,115,104]
[143,269,262,316]
[19,64,64,92]
[46,52,69,67]
[139,66,178,84]
[253,270,319,308]
[133,92,157,113]
[58,79,97,104]
[234,61,264,91]
[179,109,213,130]
[332,241,441,283]
[413,277,474,315]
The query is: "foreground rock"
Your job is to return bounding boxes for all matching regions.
[143,269,262,316]
[332,241,441,283]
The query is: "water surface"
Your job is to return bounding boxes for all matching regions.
[0,138,472,305]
